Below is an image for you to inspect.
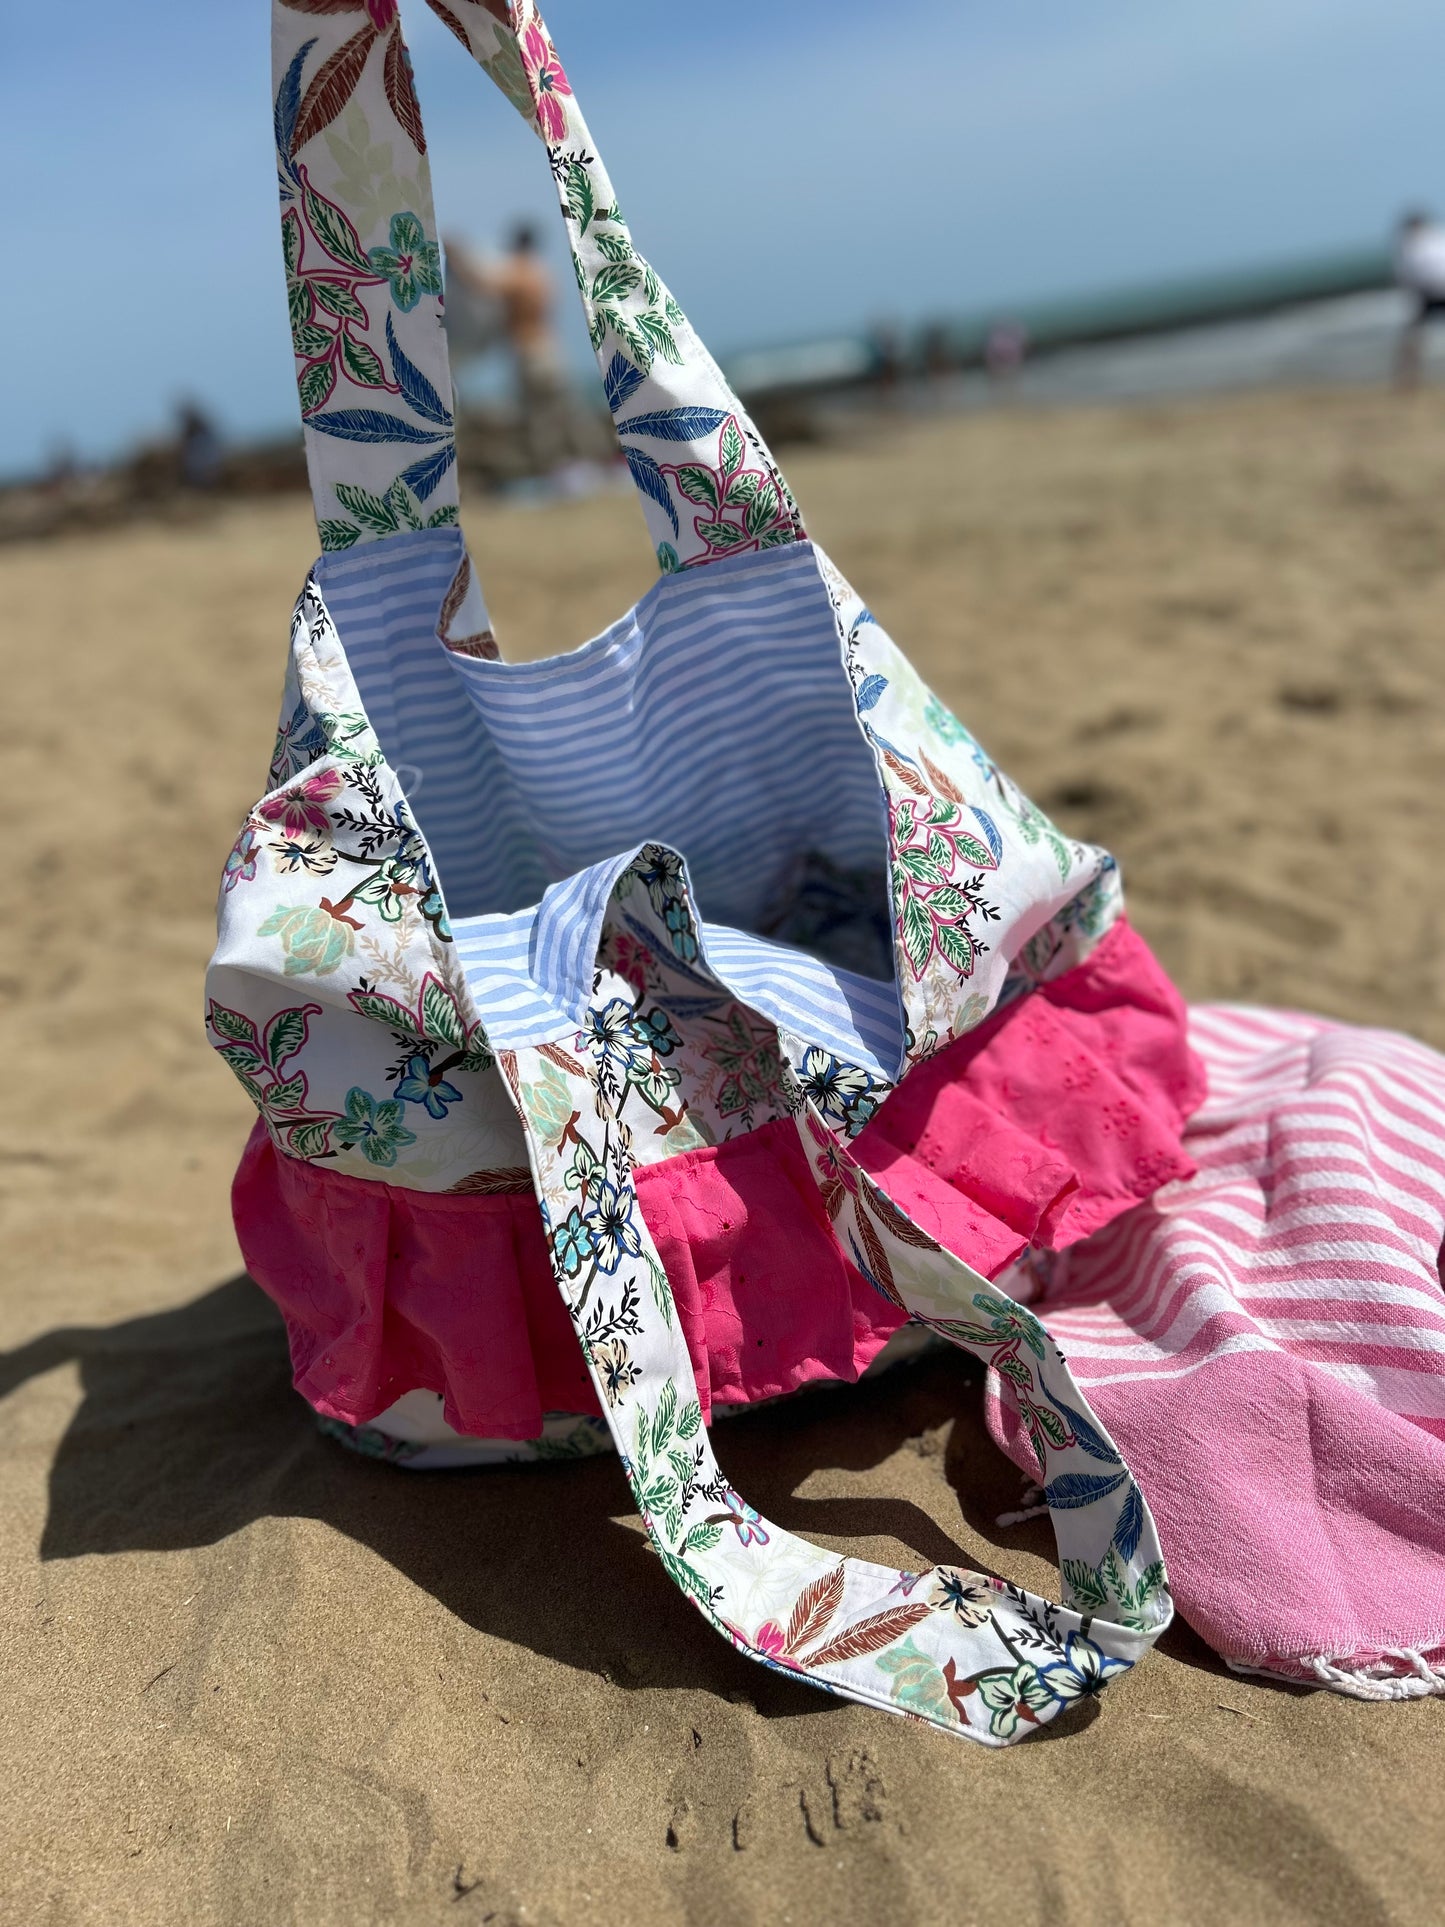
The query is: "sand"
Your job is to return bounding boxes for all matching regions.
[2,387,1443,1926]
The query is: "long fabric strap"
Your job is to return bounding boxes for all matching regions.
[273,0,804,571]
[497,851,1172,1747]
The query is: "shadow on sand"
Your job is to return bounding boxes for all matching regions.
[3,1275,1223,1728]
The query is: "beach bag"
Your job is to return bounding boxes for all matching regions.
[207,0,1200,1745]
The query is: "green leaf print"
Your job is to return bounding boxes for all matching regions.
[264,1006,312,1068]
[935,921,975,976]
[595,232,632,263]
[897,847,948,888]
[675,1400,701,1440]
[743,481,779,536]
[681,1522,722,1555]
[319,519,360,551]
[719,420,745,477]
[599,307,652,370]
[335,483,399,534]
[723,471,760,507]
[592,261,643,304]
[282,208,302,277]
[652,1380,678,1458]
[1061,1559,1111,1613]
[384,477,423,530]
[209,1003,259,1049]
[952,831,997,872]
[311,277,368,323]
[925,884,971,921]
[564,157,594,233]
[636,312,681,364]
[292,319,335,361]
[264,1073,306,1113]
[297,360,336,415]
[288,1119,334,1159]
[674,465,719,508]
[694,520,749,550]
[341,334,386,387]
[420,975,465,1048]
[304,184,373,273]
[901,895,933,976]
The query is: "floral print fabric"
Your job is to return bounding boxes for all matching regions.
[272,0,803,569]
[210,0,1185,1744]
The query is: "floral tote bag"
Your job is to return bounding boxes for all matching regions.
[208,0,1187,1746]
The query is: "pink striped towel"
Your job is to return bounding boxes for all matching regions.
[989,1005,1445,1699]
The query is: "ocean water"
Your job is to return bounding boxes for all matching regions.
[939,289,1445,408]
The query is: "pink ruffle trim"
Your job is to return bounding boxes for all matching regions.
[234,920,1204,1440]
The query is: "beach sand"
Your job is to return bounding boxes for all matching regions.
[2,388,1443,1925]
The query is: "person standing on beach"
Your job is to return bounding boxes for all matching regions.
[1393,210,1445,389]
[445,223,581,475]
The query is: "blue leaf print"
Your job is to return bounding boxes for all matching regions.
[1113,1484,1145,1563]
[855,674,888,712]
[619,912,717,989]
[604,352,646,415]
[625,450,680,537]
[1042,1470,1129,1510]
[400,442,457,502]
[970,806,1003,863]
[616,407,731,442]
[386,316,452,426]
[307,410,449,445]
[1045,1393,1122,1465]
[274,39,311,176]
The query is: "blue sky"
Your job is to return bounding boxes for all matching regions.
[5,0,1442,473]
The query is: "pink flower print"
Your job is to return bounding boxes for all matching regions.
[520,22,572,141]
[753,1621,788,1660]
[257,767,344,840]
[608,932,652,999]
[364,0,398,27]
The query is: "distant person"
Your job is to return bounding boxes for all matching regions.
[919,321,954,382]
[985,319,1029,393]
[176,400,222,490]
[445,223,582,475]
[867,319,903,396]
[1393,209,1445,389]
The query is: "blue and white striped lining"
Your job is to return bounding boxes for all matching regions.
[314,531,903,1068]
[449,852,902,1073]
[315,533,549,916]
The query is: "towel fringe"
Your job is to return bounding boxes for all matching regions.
[1229,1647,1445,1701]
[996,1481,1050,1528]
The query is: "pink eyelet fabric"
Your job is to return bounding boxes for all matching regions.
[234,922,1203,1441]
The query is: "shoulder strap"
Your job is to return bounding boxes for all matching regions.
[272,0,804,571]
[497,850,1172,1747]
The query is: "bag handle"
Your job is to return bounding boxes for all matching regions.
[498,854,1172,1747]
[272,0,804,571]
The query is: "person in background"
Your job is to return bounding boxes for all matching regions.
[445,223,582,475]
[1393,209,1445,390]
[176,400,222,490]
[984,318,1029,395]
